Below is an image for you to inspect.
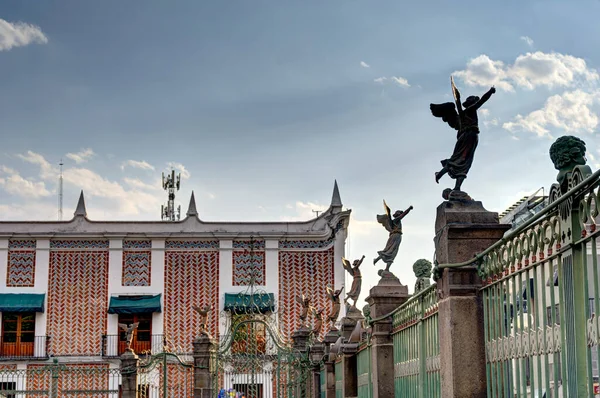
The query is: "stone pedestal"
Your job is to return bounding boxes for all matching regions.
[310,342,325,398]
[292,326,311,353]
[341,343,359,398]
[193,333,217,398]
[323,330,339,398]
[120,350,139,398]
[366,273,409,398]
[435,200,510,398]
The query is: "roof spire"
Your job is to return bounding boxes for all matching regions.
[331,180,342,208]
[186,191,198,217]
[74,190,87,217]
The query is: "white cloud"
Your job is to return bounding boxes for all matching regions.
[121,160,155,171]
[0,18,48,51]
[166,162,190,179]
[520,36,534,47]
[373,76,410,87]
[17,150,56,180]
[391,76,410,87]
[360,61,370,68]
[454,52,598,92]
[208,193,216,199]
[123,177,160,191]
[66,148,95,164]
[0,166,51,198]
[503,90,599,137]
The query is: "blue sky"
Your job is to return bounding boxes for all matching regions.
[2,0,600,305]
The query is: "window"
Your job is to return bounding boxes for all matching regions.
[0,382,16,398]
[118,313,152,355]
[1,312,35,357]
[231,314,266,355]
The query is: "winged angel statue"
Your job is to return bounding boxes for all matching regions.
[430,77,496,199]
[374,200,413,273]
[118,322,139,351]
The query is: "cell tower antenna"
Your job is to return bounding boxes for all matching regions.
[58,159,64,221]
[161,168,181,221]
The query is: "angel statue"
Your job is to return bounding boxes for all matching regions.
[118,322,139,352]
[326,285,344,326]
[374,200,413,273]
[430,76,496,199]
[312,307,324,336]
[192,305,212,335]
[342,255,365,308]
[295,294,311,325]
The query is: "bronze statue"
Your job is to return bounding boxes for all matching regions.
[549,135,590,187]
[413,259,432,294]
[374,200,413,272]
[342,255,365,308]
[430,76,496,199]
[295,294,311,325]
[312,307,324,336]
[118,322,139,352]
[192,305,212,334]
[326,285,344,326]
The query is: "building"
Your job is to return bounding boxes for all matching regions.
[0,181,350,394]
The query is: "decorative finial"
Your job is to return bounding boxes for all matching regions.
[74,190,87,217]
[118,322,139,352]
[549,135,590,188]
[413,259,432,294]
[186,191,198,217]
[331,180,342,208]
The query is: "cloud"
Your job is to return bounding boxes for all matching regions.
[391,76,410,87]
[454,52,598,92]
[208,193,216,199]
[123,177,160,191]
[121,160,155,171]
[373,76,410,87]
[360,61,370,68]
[520,36,534,47]
[166,162,190,179]
[0,166,51,198]
[0,18,48,51]
[17,150,56,180]
[502,90,599,137]
[66,148,95,164]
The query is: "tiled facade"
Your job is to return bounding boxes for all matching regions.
[122,241,152,287]
[164,250,219,351]
[47,246,109,356]
[278,248,335,339]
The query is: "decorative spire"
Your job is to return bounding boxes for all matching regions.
[331,180,342,208]
[186,191,198,217]
[74,190,87,217]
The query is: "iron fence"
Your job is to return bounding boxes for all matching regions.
[334,359,342,398]
[356,341,373,398]
[102,334,190,358]
[392,284,440,398]
[0,362,120,397]
[0,335,49,360]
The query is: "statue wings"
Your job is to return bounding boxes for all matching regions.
[342,257,352,272]
[295,294,309,307]
[376,199,393,233]
[118,322,139,332]
[192,305,211,316]
[430,76,461,131]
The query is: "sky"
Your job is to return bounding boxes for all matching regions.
[2,0,600,307]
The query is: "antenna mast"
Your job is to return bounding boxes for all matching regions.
[58,159,64,221]
[161,169,181,221]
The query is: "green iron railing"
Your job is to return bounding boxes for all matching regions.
[335,359,343,398]
[357,340,373,398]
[435,166,600,397]
[391,284,440,398]
[320,365,326,398]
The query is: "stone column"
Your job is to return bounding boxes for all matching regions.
[323,330,339,398]
[365,273,409,398]
[193,333,217,398]
[310,341,325,398]
[434,200,510,398]
[120,351,139,398]
[292,327,311,397]
[341,343,359,398]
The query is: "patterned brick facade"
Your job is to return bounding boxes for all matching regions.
[232,250,265,286]
[122,240,152,287]
[26,364,111,397]
[47,243,109,356]
[164,250,219,352]
[7,240,36,287]
[278,248,335,338]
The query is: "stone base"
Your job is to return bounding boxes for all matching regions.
[442,189,473,201]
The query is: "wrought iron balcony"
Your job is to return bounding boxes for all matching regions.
[0,335,49,360]
[101,334,191,358]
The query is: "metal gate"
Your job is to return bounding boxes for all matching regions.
[137,351,194,398]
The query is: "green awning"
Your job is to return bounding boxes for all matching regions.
[108,294,161,314]
[0,293,45,313]
[224,293,275,314]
